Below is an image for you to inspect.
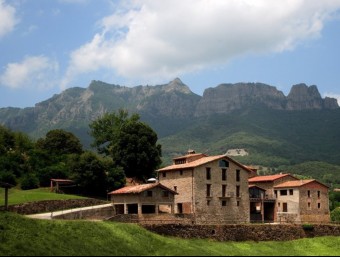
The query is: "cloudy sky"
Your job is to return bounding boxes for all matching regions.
[1,0,340,108]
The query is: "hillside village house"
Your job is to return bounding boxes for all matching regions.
[274,180,330,223]
[157,151,253,225]
[108,152,330,225]
[249,175,330,223]
[109,183,177,216]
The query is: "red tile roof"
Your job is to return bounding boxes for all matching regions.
[158,155,253,173]
[173,153,208,160]
[108,183,178,195]
[248,174,296,183]
[249,185,266,191]
[274,180,329,189]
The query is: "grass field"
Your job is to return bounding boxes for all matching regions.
[0,188,85,206]
[0,212,339,256]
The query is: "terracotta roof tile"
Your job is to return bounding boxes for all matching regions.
[157,155,253,173]
[274,179,329,189]
[248,174,296,183]
[108,183,177,195]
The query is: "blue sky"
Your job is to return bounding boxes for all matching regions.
[1,0,340,108]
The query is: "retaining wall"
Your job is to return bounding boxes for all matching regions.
[142,224,340,242]
[8,199,107,215]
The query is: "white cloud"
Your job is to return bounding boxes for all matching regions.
[0,56,59,90]
[0,0,18,38]
[63,0,340,87]
[324,93,340,105]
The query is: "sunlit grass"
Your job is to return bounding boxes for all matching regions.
[0,188,85,206]
[0,212,339,256]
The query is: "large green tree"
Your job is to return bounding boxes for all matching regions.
[36,129,83,156]
[90,110,162,180]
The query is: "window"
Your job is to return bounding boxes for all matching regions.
[318,191,321,198]
[174,186,177,192]
[207,184,212,197]
[236,170,241,182]
[308,202,311,210]
[289,189,294,196]
[162,191,169,198]
[237,201,240,207]
[222,169,227,181]
[278,202,281,208]
[274,190,278,198]
[219,160,229,168]
[180,170,184,176]
[280,190,288,196]
[283,203,288,213]
[146,191,153,197]
[207,200,211,206]
[308,190,311,198]
[206,168,211,180]
[162,173,166,178]
[318,203,321,209]
[222,201,227,207]
[222,185,227,197]
[236,186,241,198]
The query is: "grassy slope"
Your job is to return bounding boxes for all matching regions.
[0,212,340,256]
[0,188,85,206]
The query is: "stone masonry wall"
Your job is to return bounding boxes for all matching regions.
[8,199,107,215]
[143,224,340,242]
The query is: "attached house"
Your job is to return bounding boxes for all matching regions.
[274,179,330,223]
[109,183,177,216]
[249,174,330,223]
[157,151,253,224]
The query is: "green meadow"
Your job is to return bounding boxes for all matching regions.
[0,188,85,206]
[0,212,339,256]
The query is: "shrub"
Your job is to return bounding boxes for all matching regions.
[302,224,314,231]
[0,172,17,186]
[21,174,39,190]
[331,208,340,222]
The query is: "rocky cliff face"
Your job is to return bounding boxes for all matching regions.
[195,83,339,116]
[286,84,339,110]
[195,83,287,116]
[0,79,338,138]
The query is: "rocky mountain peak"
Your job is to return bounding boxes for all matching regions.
[286,84,338,110]
[164,78,192,94]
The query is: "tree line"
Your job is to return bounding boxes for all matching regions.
[0,110,162,197]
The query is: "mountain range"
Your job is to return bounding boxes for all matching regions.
[1,78,340,184]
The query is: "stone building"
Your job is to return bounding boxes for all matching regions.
[157,151,252,224]
[249,174,330,223]
[109,183,177,216]
[274,179,330,223]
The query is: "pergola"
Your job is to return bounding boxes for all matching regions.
[0,182,14,211]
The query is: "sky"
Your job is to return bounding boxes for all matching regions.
[1,0,340,108]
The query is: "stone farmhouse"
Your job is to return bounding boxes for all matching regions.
[109,183,177,216]
[109,151,330,224]
[157,151,253,224]
[249,174,330,223]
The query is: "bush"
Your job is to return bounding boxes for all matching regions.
[302,224,314,231]
[0,172,17,186]
[21,174,39,190]
[331,208,340,222]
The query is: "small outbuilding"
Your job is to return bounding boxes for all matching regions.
[109,183,177,216]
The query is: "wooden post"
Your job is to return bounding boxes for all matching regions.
[5,187,9,211]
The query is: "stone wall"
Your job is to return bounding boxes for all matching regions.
[8,199,107,215]
[109,214,194,225]
[143,224,340,242]
[53,206,114,220]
